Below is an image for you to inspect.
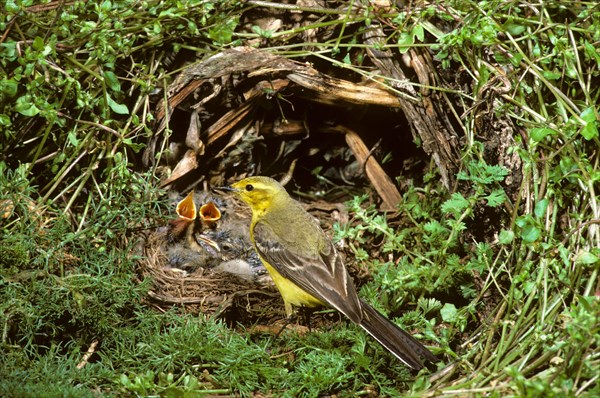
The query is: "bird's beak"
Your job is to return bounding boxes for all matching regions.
[215,185,239,194]
[193,234,221,254]
[199,201,221,228]
[170,191,197,240]
[176,191,197,221]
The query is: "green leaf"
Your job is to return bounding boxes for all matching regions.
[32,36,44,51]
[505,23,526,35]
[584,41,600,65]
[441,193,469,217]
[413,24,425,42]
[475,65,491,93]
[520,224,541,243]
[457,161,509,184]
[0,42,18,61]
[440,303,458,323]
[542,70,562,80]
[484,189,506,207]
[103,71,121,92]
[581,107,597,122]
[251,25,273,39]
[580,107,598,140]
[123,138,145,152]
[208,16,238,44]
[67,131,79,147]
[581,122,597,140]
[5,0,20,13]
[530,127,556,142]
[15,96,40,116]
[1,78,18,96]
[534,198,549,218]
[558,245,570,267]
[523,280,536,295]
[398,31,414,54]
[498,229,514,244]
[515,215,541,243]
[576,295,593,312]
[575,251,599,265]
[423,220,446,235]
[107,95,129,115]
[0,114,11,126]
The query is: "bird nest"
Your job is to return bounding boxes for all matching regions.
[136,190,281,325]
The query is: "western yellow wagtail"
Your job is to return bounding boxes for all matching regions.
[223,176,437,370]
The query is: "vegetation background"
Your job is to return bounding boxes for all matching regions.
[1,0,598,397]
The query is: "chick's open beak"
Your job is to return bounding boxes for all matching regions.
[199,202,221,228]
[176,191,197,221]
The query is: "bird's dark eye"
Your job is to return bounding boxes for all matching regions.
[245,184,254,192]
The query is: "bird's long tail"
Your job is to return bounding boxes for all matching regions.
[358,299,437,370]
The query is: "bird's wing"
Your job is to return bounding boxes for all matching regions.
[253,220,363,322]
[254,218,437,370]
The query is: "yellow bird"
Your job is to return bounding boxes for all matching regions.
[225,176,437,370]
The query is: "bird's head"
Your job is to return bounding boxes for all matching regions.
[225,176,288,214]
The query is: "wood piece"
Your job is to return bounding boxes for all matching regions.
[288,70,402,107]
[205,101,255,146]
[155,79,202,130]
[156,47,403,136]
[160,149,198,188]
[342,126,402,211]
[364,25,460,189]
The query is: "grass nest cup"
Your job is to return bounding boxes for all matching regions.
[136,190,279,325]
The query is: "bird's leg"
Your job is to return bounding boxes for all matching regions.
[274,313,297,338]
[299,306,314,332]
[274,305,317,337]
[273,301,297,338]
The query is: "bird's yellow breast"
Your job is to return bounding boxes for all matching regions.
[260,259,324,316]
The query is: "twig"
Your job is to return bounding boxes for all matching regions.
[76,340,99,369]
